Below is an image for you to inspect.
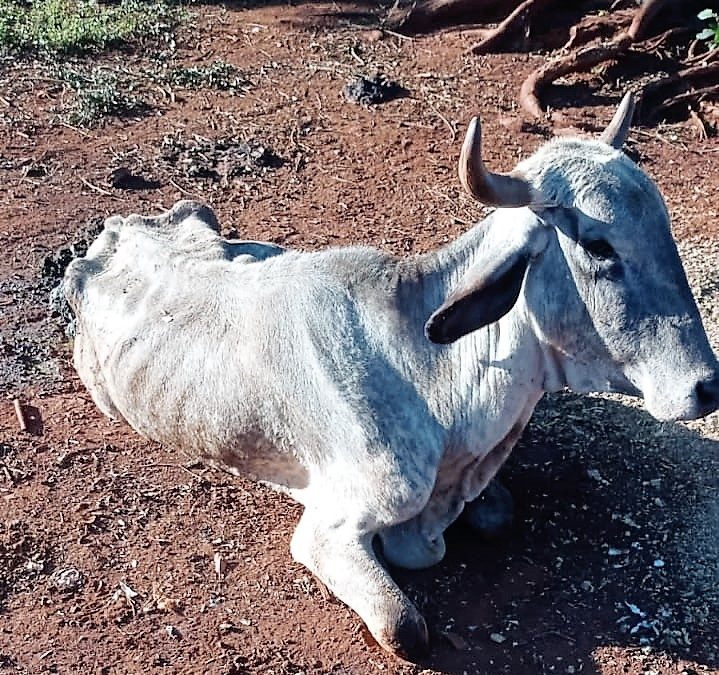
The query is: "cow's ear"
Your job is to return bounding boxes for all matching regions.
[425,223,548,344]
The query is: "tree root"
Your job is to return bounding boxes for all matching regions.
[685,45,719,67]
[519,0,688,119]
[658,85,719,117]
[626,0,674,41]
[385,0,514,32]
[390,0,717,125]
[519,36,633,118]
[563,9,633,50]
[467,0,557,54]
[638,62,719,121]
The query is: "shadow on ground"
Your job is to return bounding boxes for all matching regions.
[392,392,719,674]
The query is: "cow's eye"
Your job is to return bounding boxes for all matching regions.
[583,238,615,260]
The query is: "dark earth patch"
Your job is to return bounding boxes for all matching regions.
[157,134,283,185]
[344,73,408,105]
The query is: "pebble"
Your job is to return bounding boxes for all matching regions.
[51,568,83,593]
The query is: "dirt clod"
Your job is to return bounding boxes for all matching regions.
[108,167,161,190]
[343,74,407,105]
[158,134,282,184]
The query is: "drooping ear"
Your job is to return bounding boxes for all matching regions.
[425,218,548,344]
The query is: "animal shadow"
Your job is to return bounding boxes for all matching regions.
[392,392,719,674]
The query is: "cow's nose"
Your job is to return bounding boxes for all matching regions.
[695,375,719,417]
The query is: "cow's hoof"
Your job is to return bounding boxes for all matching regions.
[378,608,429,663]
[461,479,514,539]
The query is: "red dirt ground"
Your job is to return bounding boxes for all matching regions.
[1,3,719,674]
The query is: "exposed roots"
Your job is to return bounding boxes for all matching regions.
[519,36,633,118]
[639,62,719,121]
[467,0,557,55]
[385,0,514,32]
[516,0,717,122]
[626,0,674,41]
[388,0,717,126]
[563,9,633,50]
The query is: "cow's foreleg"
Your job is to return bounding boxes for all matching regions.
[379,517,447,570]
[290,511,429,662]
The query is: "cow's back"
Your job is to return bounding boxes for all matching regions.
[62,201,408,489]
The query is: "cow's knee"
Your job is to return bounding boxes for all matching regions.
[379,521,446,570]
[290,512,429,662]
[461,478,514,539]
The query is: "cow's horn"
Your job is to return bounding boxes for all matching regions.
[600,91,635,149]
[459,117,542,208]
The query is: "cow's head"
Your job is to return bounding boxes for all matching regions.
[426,94,719,421]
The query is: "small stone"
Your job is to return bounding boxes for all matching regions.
[165,625,181,639]
[51,568,83,593]
[586,468,606,483]
[26,560,44,574]
[443,631,469,650]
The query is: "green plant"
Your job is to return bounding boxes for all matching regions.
[164,61,250,93]
[0,0,184,56]
[56,64,148,126]
[697,9,719,50]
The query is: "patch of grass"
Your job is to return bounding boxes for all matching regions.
[0,0,184,55]
[50,58,251,127]
[57,64,149,126]
[165,61,250,93]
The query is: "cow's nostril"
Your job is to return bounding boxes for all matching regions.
[695,376,719,416]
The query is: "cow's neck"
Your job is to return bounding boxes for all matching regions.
[397,213,547,448]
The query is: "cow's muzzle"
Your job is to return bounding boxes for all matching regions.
[640,368,719,422]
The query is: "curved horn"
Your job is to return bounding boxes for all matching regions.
[459,117,541,208]
[600,92,635,149]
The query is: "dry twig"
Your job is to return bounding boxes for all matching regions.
[13,398,27,432]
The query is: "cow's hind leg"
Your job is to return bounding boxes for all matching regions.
[461,478,515,539]
[290,510,429,662]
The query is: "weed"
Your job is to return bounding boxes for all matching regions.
[164,61,250,93]
[56,64,148,126]
[697,9,719,50]
[0,0,184,56]
[50,58,251,127]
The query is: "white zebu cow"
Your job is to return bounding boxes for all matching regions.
[63,94,719,660]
